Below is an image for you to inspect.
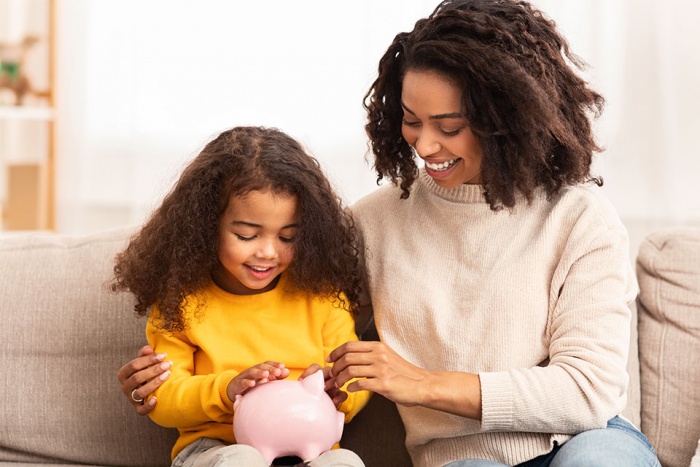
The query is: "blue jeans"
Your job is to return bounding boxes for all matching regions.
[444,416,660,467]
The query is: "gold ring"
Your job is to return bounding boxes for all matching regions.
[131,388,144,405]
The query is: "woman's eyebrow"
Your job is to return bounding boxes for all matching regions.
[401,102,462,120]
[401,102,417,116]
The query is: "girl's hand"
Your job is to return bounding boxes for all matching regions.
[300,364,348,408]
[227,361,290,402]
[327,340,428,407]
[117,345,172,415]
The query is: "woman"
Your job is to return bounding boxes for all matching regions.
[120,1,659,465]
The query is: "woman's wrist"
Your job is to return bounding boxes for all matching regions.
[421,370,482,420]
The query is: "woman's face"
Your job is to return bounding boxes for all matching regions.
[400,69,483,188]
[213,189,298,295]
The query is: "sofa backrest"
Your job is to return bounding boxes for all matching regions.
[0,228,176,466]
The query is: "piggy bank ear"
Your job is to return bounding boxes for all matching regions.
[233,394,242,410]
[300,369,324,395]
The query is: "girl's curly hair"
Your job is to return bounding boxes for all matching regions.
[111,126,362,332]
[364,0,605,209]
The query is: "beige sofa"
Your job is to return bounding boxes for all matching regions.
[0,226,698,467]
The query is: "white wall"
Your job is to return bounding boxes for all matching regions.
[534,0,700,253]
[54,1,700,243]
[54,0,436,232]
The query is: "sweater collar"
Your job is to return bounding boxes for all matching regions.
[418,169,487,204]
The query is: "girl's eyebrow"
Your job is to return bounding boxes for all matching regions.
[232,220,299,229]
[401,102,462,120]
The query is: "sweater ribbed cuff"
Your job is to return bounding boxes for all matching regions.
[479,371,515,431]
[218,369,240,411]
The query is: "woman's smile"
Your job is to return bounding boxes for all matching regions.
[423,158,462,179]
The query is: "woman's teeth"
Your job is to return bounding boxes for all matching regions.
[249,266,271,272]
[425,159,459,172]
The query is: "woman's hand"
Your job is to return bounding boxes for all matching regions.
[117,345,172,415]
[227,361,290,402]
[327,340,428,407]
[328,341,482,419]
[300,364,348,408]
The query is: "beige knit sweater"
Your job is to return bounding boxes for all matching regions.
[351,170,637,467]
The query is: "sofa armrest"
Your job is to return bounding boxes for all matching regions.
[636,227,700,467]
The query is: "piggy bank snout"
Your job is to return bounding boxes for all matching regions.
[233,370,344,464]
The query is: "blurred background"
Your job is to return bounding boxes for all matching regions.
[1,0,699,255]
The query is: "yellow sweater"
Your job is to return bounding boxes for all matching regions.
[146,274,370,460]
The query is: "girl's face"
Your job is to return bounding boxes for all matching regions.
[213,189,298,295]
[400,69,483,188]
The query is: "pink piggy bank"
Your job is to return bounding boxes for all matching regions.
[233,369,344,464]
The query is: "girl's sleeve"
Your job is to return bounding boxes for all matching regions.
[322,303,372,423]
[146,317,239,428]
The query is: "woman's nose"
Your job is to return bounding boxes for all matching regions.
[413,131,441,157]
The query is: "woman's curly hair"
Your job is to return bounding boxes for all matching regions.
[111,126,362,332]
[364,0,605,209]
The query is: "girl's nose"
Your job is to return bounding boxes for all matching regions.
[256,240,278,259]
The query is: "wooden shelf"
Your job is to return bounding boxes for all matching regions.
[0,0,55,231]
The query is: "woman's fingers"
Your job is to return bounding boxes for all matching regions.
[117,346,172,415]
[328,340,428,405]
[130,365,171,402]
[328,341,382,382]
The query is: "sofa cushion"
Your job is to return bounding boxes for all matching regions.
[0,228,176,466]
[637,227,700,467]
[692,438,700,467]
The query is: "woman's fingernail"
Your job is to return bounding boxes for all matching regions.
[155,353,166,361]
[160,361,172,370]
[159,370,171,381]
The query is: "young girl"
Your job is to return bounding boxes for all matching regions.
[111,126,370,467]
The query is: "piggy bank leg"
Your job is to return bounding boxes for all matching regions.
[298,444,325,464]
[256,446,280,466]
